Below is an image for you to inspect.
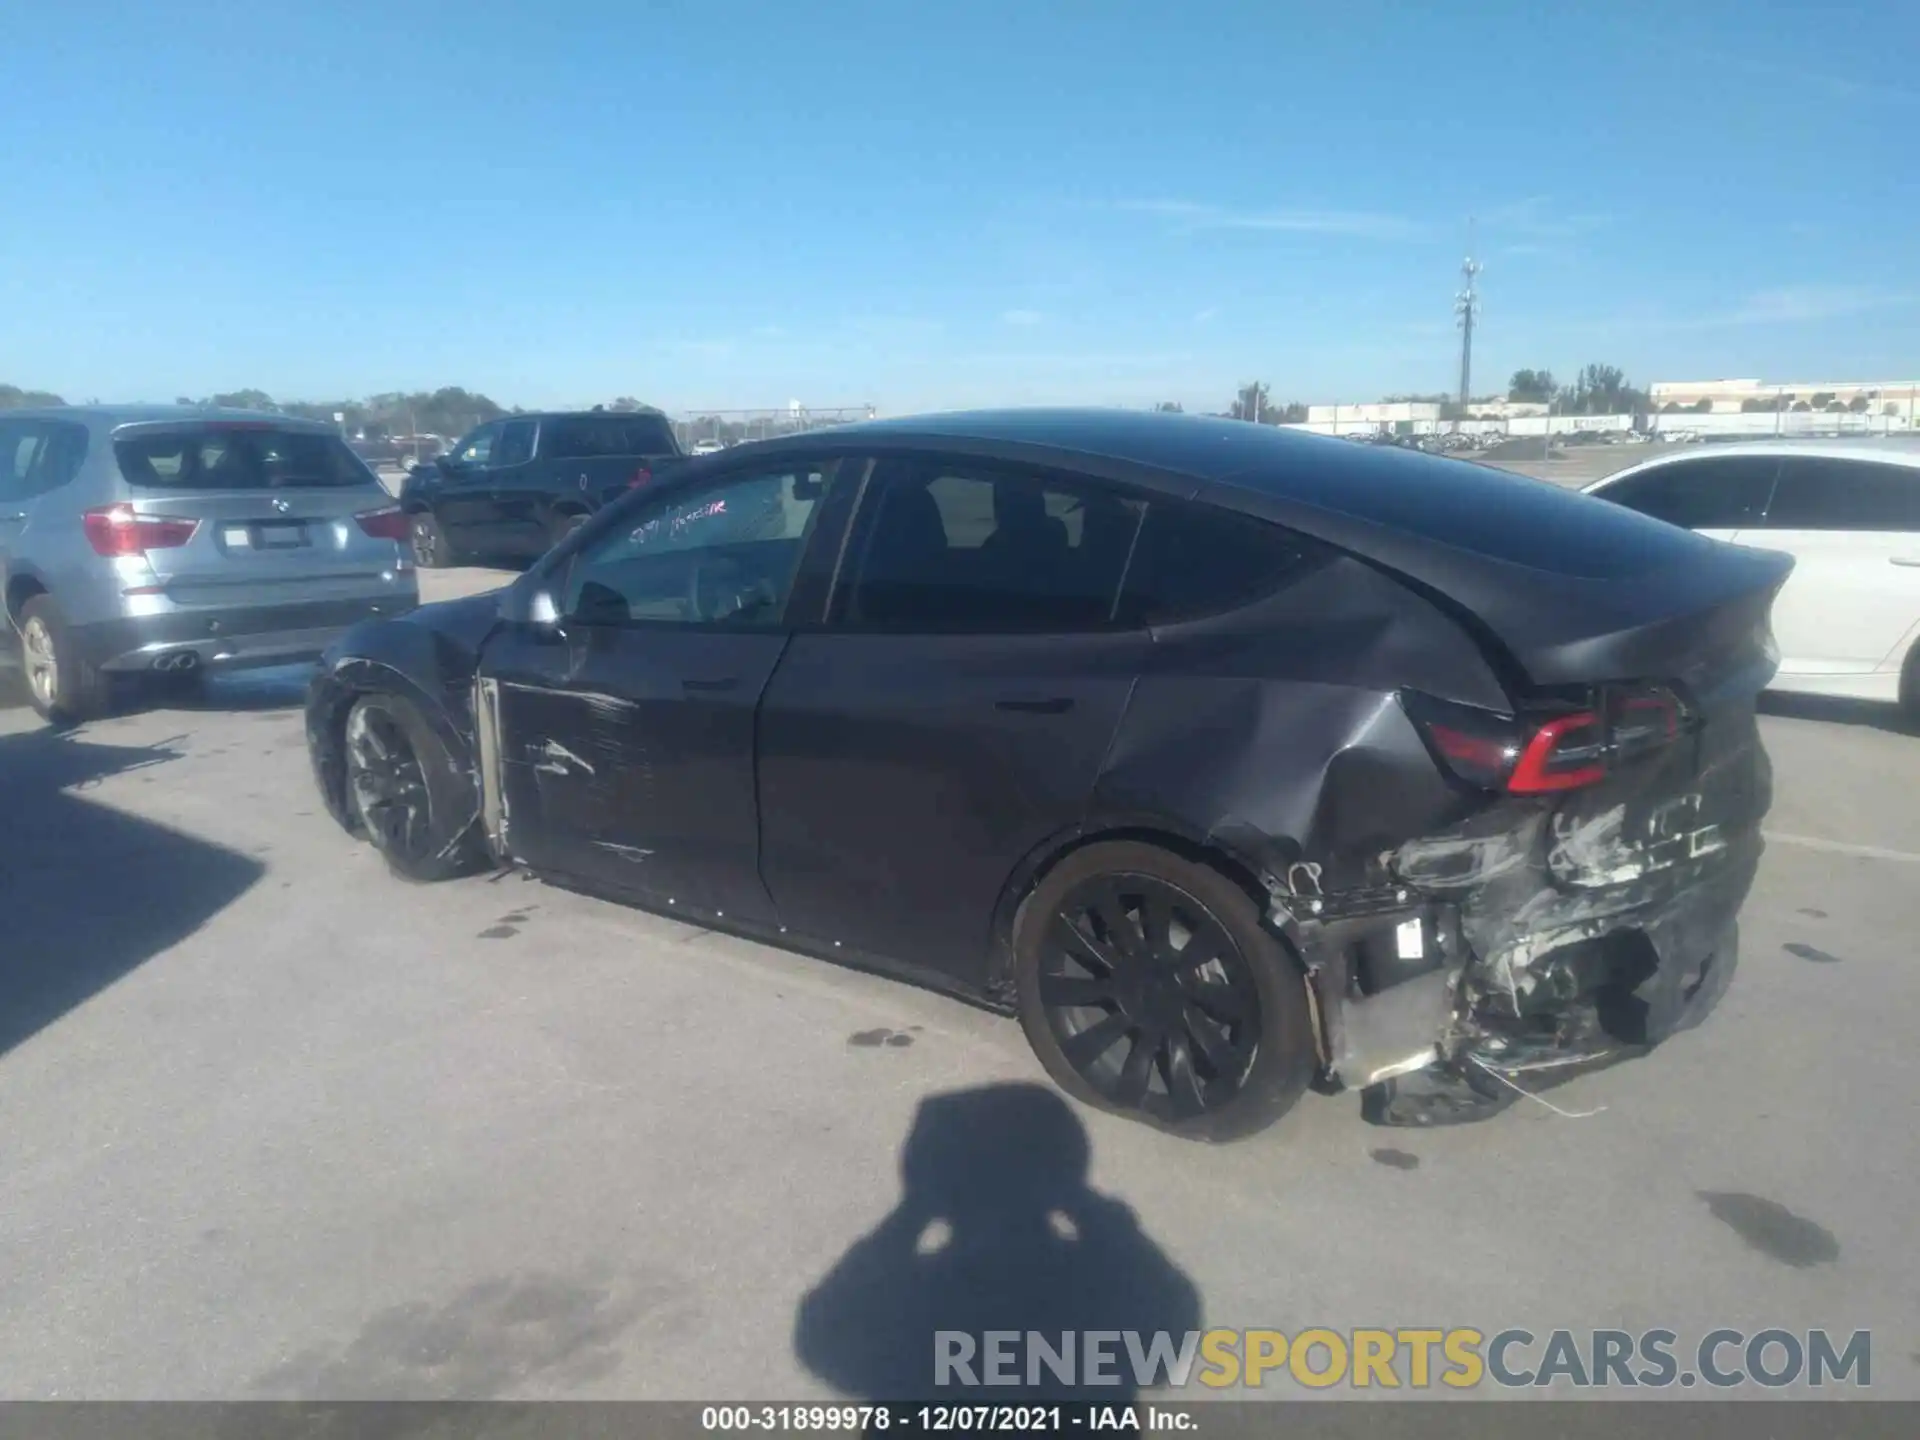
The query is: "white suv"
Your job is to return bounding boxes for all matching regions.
[1585,440,1920,719]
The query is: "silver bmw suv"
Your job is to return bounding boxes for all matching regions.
[1,406,419,724]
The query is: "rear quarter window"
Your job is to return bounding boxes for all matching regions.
[1119,499,1329,624]
[114,427,376,490]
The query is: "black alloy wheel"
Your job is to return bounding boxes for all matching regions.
[1013,841,1317,1141]
[346,698,434,864]
[1038,873,1263,1121]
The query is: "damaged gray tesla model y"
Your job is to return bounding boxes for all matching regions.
[306,410,1790,1140]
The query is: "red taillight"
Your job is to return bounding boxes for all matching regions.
[1404,685,1689,797]
[82,504,200,557]
[1506,710,1608,794]
[628,466,653,489]
[354,505,412,542]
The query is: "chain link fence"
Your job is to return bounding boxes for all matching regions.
[670,406,876,450]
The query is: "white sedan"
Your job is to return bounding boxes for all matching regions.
[1584,439,1920,719]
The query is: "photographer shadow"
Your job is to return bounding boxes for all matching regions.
[793,1083,1202,1406]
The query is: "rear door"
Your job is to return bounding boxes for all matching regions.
[1586,454,1778,543]
[1747,455,1920,675]
[109,422,403,609]
[0,417,90,586]
[755,456,1150,989]
[480,455,851,924]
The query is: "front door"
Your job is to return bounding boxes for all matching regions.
[1742,455,1920,675]
[484,417,546,557]
[756,456,1151,989]
[480,455,852,925]
[435,422,506,554]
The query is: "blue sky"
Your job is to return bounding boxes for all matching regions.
[2,0,1915,414]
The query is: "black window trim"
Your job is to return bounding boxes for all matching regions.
[549,451,859,636]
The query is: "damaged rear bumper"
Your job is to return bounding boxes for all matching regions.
[1281,723,1769,1125]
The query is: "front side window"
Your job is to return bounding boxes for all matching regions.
[1761,456,1920,531]
[836,462,1144,633]
[1594,457,1778,530]
[451,424,500,467]
[495,419,537,467]
[560,462,838,626]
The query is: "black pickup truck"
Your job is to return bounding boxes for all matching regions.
[398,410,686,567]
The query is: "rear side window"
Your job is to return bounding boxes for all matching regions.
[837,462,1144,633]
[545,415,677,459]
[0,419,88,500]
[1119,499,1328,624]
[114,427,375,490]
[495,419,536,467]
[1760,456,1920,531]
[1594,456,1778,530]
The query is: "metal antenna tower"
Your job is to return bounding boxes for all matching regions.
[1455,220,1481,406]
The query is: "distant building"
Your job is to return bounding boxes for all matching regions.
[1305,400,1443,425]
[1651,378,1920,417]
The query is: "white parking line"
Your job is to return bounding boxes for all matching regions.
[1765,831,1920,864]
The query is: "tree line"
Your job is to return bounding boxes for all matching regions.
[0,384,662,440]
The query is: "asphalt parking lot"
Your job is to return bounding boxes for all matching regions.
[3,501,1918,1400]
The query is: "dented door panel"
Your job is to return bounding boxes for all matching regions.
[480,619,788,925]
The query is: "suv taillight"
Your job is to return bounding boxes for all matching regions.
[82,504,200,557]
[628,465,653,489]
[1404,685,1688,796]
[354,506,412,542]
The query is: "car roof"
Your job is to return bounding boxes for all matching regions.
[0,404,337,433]
[1589,436,1920,491]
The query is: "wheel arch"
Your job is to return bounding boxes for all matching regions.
[985,816,1285,1001]
[308,655,483,844]
[5,568,50,630]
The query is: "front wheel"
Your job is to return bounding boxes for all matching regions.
[344,692,487,882]
[1012,841,1317,1142]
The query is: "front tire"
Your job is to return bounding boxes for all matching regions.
[344,692,487,882]
[17,596,111,727]
[1012,841,1317,1141]
[1900,641,1920,730]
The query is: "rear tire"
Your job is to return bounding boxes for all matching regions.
[344,692,487,882]
[409,510,458,569]
[17,596,112,727]
[1012,841,1317,1142]
[1901,642,1920,731]
[549,509,590,549]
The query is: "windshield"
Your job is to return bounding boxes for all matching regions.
[114,427,376,490]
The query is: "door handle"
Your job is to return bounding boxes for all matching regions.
[1890,557,1920,567]
[995,696,1075,714]
[682,677,740,692]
